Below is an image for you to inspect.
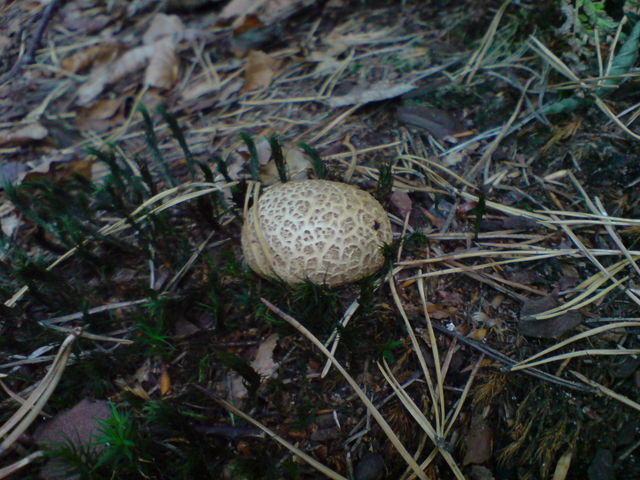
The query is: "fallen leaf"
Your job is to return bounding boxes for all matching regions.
[0,35,12,55]
[328,81,416,107]
[519,294,583,338]
[260,146,313,184]
[467,328,487,341]
[354,452,385,480]
[75,97,125,131]
[221,0,317,25]
[35,398,111,480]
[230,334,280,402]
[76,44,155,105]
[182,78,221,100]
[219,0,255,20]
[470,465,496,480]
[259,0,318,23]
[551,448,573,480]
[0,123,48,147]
[284,147,313,179]
[390,191,412,218]
[426,303,451,320]
[143,13,185,44]
[61,11,111,34]
[109,44,156,85]
[159,363,171,395]
[144,38,179,89]
[251,333,279,377]
[231,137,271,180]
[20,155,93,185]
[1,215,19,237]
[61,43,122,74]
[463,411,493,465]
[242,50,279,92]
[0,161,29,184]
[397,105,462,141]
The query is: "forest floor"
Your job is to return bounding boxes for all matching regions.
[1,1,640,479]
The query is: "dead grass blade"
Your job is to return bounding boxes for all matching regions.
[511,348,640,371]
[203,392,347,480]
[417,275,445,430]
[389,278,443,434]
[461,0,512,84]
[511,321,640,371]
[0,330,79,456]
[571,371,640,412]
[443,355,484,437]
[377,360,465,480]
[261,298,429,480]
[0,450,45,479]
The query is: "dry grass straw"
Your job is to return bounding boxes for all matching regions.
[201,390,348,480]
[529,27,640,140]
[571,371,640,413]
[511,321,640,371]
[383,74,640,413]
[0,330,79,457]
[0,450,45,479]
[460,0,512,84]
[252,267,480,479]
[261,298,429,479]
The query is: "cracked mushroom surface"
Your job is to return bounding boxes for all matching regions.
[241,179,393,287]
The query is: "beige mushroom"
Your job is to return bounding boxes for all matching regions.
[241,179,392,287]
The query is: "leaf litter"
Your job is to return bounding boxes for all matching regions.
[1,1,640,479]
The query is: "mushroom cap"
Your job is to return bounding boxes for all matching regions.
[241,179,392,287]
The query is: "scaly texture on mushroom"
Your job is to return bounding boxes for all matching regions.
[241,179,392,286]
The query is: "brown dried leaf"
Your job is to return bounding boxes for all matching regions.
[242,50,279,92]
[519,294,583,338]
[1,215,20,237]
[61,11,111,34]
[260,146,312,185]
[470,465,496,480]
[397,105,462,141]
[75,97,125,131]
[144,38,179,89]
[328,81,416,108]
[76,44,155,105]
[463,412,493,465]
[552,448,573,480]
[35,398,111,480]
[0,123,48,147]
[61,43,122,74]
[230,334,280,402]
[390,191,412,218]
[0,35,11,55]
[159,363,172,395]
[108,43,156,84]
[76,67,110,106]
[19,153,94,185]
[251,333,279,377]
[260,0,318,23]
[221,0,317,24]
[220,0,255,20]
[182,78,221,100]
[143,13,185,44]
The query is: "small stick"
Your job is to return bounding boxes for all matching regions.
[0,0,66,84]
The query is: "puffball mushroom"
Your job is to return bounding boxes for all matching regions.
[241,179,392,287]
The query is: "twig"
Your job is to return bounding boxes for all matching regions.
[0,0,66,84]
[429,322,593,392]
